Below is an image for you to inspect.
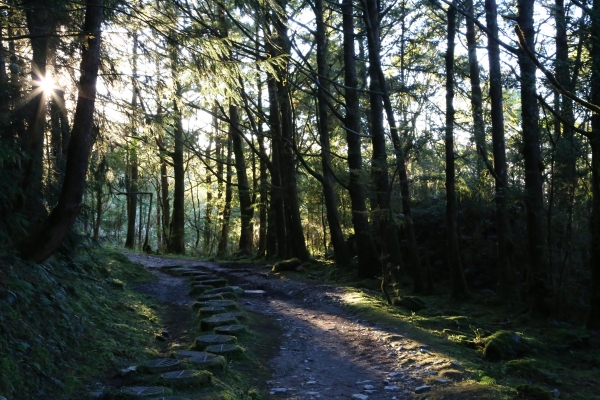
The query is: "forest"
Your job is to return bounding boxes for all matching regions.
[1,0,600,335]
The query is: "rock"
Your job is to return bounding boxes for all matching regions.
[351,394,369,400]
[306,381,317,385]
[89,392,103,398]
[205,343,243,357]
[197,306,227,316]
[193,334,236,350]
[189,285,213,295]
[384,385,401,391]
[160,370,211,388]
[414,385,432,394]
[198,292,235,300]
[272,258,302,272]
[436,379,448,384]
[243,289,266,296]
[450,360,460,366]
[270,388,288,394]
[483,330,528,360]
[120,386,167,397]
[200,314,239,330]
[363,384,375,390]
[161,330,170,338]
[141,358,181,373]
[119,365,137,377]
[552,388,560,398]
[172,350,210,359]
[306,392,320,396]
[155,334,167,342]
[194,299,238,310]
[186,353,227,371]
[420,348,428,353]
[206,286,236,295]
[389,372,401,377]
[214,324,247,335]
[200,279,228,288]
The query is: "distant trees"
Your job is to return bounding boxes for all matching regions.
[2,0,600,328]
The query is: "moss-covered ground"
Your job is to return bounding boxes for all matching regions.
[0,248,274,399]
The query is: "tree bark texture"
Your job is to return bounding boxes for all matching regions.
[217,135,233,258]
[445,3,468,299]
[517,0,551,315]
[315,0,350,267]
[484,0,514,297]
[342,0,381,277]
[125,36,139,249]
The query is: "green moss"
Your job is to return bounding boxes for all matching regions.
[271,258,301,272]
[515,384,552,400]
[482,331,528,361]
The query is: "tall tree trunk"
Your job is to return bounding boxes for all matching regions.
[204,136,213,254]
[217,135,233,258]
[18,0,104,262]
[315,0,350,266]
[586,0,600,330]
[363,0,404,276]
[22,1,52,224]
[485,0,514,297]
[342,0,381,278]
[445,2,468,299]
[272,1,310,261]
[517,0,550,315]
[125,36,139,249]
[168,91,186,254]
[230,104,254,254]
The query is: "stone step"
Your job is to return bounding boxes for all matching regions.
[172,350,212,360]
[190,275,220,282]
[186,353,227,371]
[189,285,213,295]
[196,306,227,316]
[193,299,238,310]
[160,370,211,388]
[200,314,239,330]
[214,324,247,336]
[197,292,235,301]
[199,278,228,288]
[205,343,244,358]
[141,358,181,373]
[120,386,167,397]
[193,334,236,350]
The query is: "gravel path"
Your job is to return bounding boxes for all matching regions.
[126,254,462,400]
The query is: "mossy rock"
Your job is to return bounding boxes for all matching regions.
[392,296,427,311]
[515,384,553,400]
[160,370,212,388]
[272,258,302,272]
[189,285,213,295]
[214,324,247,336]
[503,359,549,380]
[140,358,181,374]
[120,386,168,397]
[205,343,244,358]
[187,353,227,371]
[201,314,239,330]
[192,299,238,310]
[193,334,236,350]
[200,278,228,288]
[482,330,528,361]
[197,306,227,316]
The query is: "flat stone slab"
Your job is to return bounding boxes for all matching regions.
[191,275,220,282]
[197,306,227,316]
[193,334,236,350]
[193,299,238,310]
[205,343,243,357]
[215,311,246,320]
[120,386,167,396]
[214,324,247,335]
[201,314,239,330]
[142,358,181,373]
[197,293,229,301]
[415,385,432,394]
[189,285,213,295]
[160,370,211,387]
[243,289,266,296]
[206,286,237,294]
[187,353,227,371]
[200,279,228,288]
[173,350,212,359]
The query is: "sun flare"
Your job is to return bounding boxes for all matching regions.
[39,76,55,95]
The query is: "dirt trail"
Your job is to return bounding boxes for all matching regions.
[128,254,456,400]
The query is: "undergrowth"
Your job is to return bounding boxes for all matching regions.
[0,248,159,399]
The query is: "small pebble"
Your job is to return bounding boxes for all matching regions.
[415,385,432,394]
[351,394,369,400]
[363,384,375,390]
